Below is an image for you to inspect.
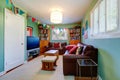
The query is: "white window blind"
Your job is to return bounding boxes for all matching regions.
[90,0,120,38]
[106,0,118,31]
[99,0,105,33]
[93,7,99,34]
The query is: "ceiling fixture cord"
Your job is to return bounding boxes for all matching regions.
[50,10,63,24]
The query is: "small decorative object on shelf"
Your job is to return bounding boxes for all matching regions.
[38,26,48,40]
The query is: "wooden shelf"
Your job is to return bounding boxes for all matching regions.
[38,25,50,55]
[69,26,81,45]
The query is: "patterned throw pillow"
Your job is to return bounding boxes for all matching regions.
[53,42,60,48]
[76,47,80,55]
[76,46,84,55]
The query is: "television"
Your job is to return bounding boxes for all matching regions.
[27,36,40,50]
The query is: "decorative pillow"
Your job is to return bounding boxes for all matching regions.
[53,42,60,48]
[79,46,84,55]
[76,47,80,55]
[69,46,78,54]
[65,45,74,51]
[76,46,83,55]
[77,43,83,47]
[81,46,86,55]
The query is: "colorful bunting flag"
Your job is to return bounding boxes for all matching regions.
[32,17,36,22]
[6,0,9,4]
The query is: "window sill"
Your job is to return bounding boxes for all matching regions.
[90,30,120,39]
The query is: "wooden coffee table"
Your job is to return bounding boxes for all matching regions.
[44,50,59,61]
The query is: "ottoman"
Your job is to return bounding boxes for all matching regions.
[41,56,57,71]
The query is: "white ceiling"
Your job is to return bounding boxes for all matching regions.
[12,0,93,24]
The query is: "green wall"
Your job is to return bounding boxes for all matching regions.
[82,0,120,80]
[0,0,6,72]
[49,24,81,44]
[27,17,38,37]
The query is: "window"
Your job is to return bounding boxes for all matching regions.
[52,28,68,40]
[93,7,99,34]
[106,0,118,31]
[90,0,119,38]
[99,0,105,33]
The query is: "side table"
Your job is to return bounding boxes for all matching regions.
[76,59,98,80]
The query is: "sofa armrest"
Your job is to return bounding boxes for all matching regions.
[63,54,90,75]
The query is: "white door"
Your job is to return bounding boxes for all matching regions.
[4,8,25,71]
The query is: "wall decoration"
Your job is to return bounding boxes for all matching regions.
[52,28,68,40]
[85,20,89,30]
[83,20,89,39]
[18,9,24,15]
[27,27,33,36]
[6,0,25,15]
[82,27,84,36]
[84,30,88,39]
[6,0,9,5]
[32,17,36,22]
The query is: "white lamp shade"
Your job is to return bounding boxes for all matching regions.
[50,10,62,23]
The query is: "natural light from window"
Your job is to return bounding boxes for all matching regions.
[90,0,120,38]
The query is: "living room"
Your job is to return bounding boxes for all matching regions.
[0,0,120,80]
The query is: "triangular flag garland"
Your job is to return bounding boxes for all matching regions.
[18,9,25,15]
[6,0,9,5]
[6,0,40,25]
[6,0,25,15]
[32,17,36,22]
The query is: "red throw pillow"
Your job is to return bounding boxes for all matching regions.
[65,45,74,51]
[69,46,78,54]
[53,43,60,48]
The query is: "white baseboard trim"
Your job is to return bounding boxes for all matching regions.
[98,75,102,80]
[0,71,6,76]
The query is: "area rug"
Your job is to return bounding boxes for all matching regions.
[0,55,74,80]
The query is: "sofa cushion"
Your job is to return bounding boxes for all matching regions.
[48,42,53,47]
[61,42,67,47]
[53,42,60,48]
[84,45,94,54]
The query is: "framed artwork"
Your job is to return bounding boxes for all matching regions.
[27,27,33,36]
[84,20,89,39]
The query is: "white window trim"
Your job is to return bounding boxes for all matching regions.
[90,0,120,39]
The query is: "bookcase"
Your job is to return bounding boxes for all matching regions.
[39,29,48,40]
[69,26,81,45]
[38,24,50,54]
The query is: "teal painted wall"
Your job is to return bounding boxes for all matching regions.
[82,0,120,80]
[27,17,38,37]
[84,38,120,80]
[50,24,81,44]
[0,0,6,72]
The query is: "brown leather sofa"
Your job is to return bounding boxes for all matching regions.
[63,43,98,76]
[45,42,67,55]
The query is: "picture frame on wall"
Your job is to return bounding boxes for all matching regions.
[27,27,33,36]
